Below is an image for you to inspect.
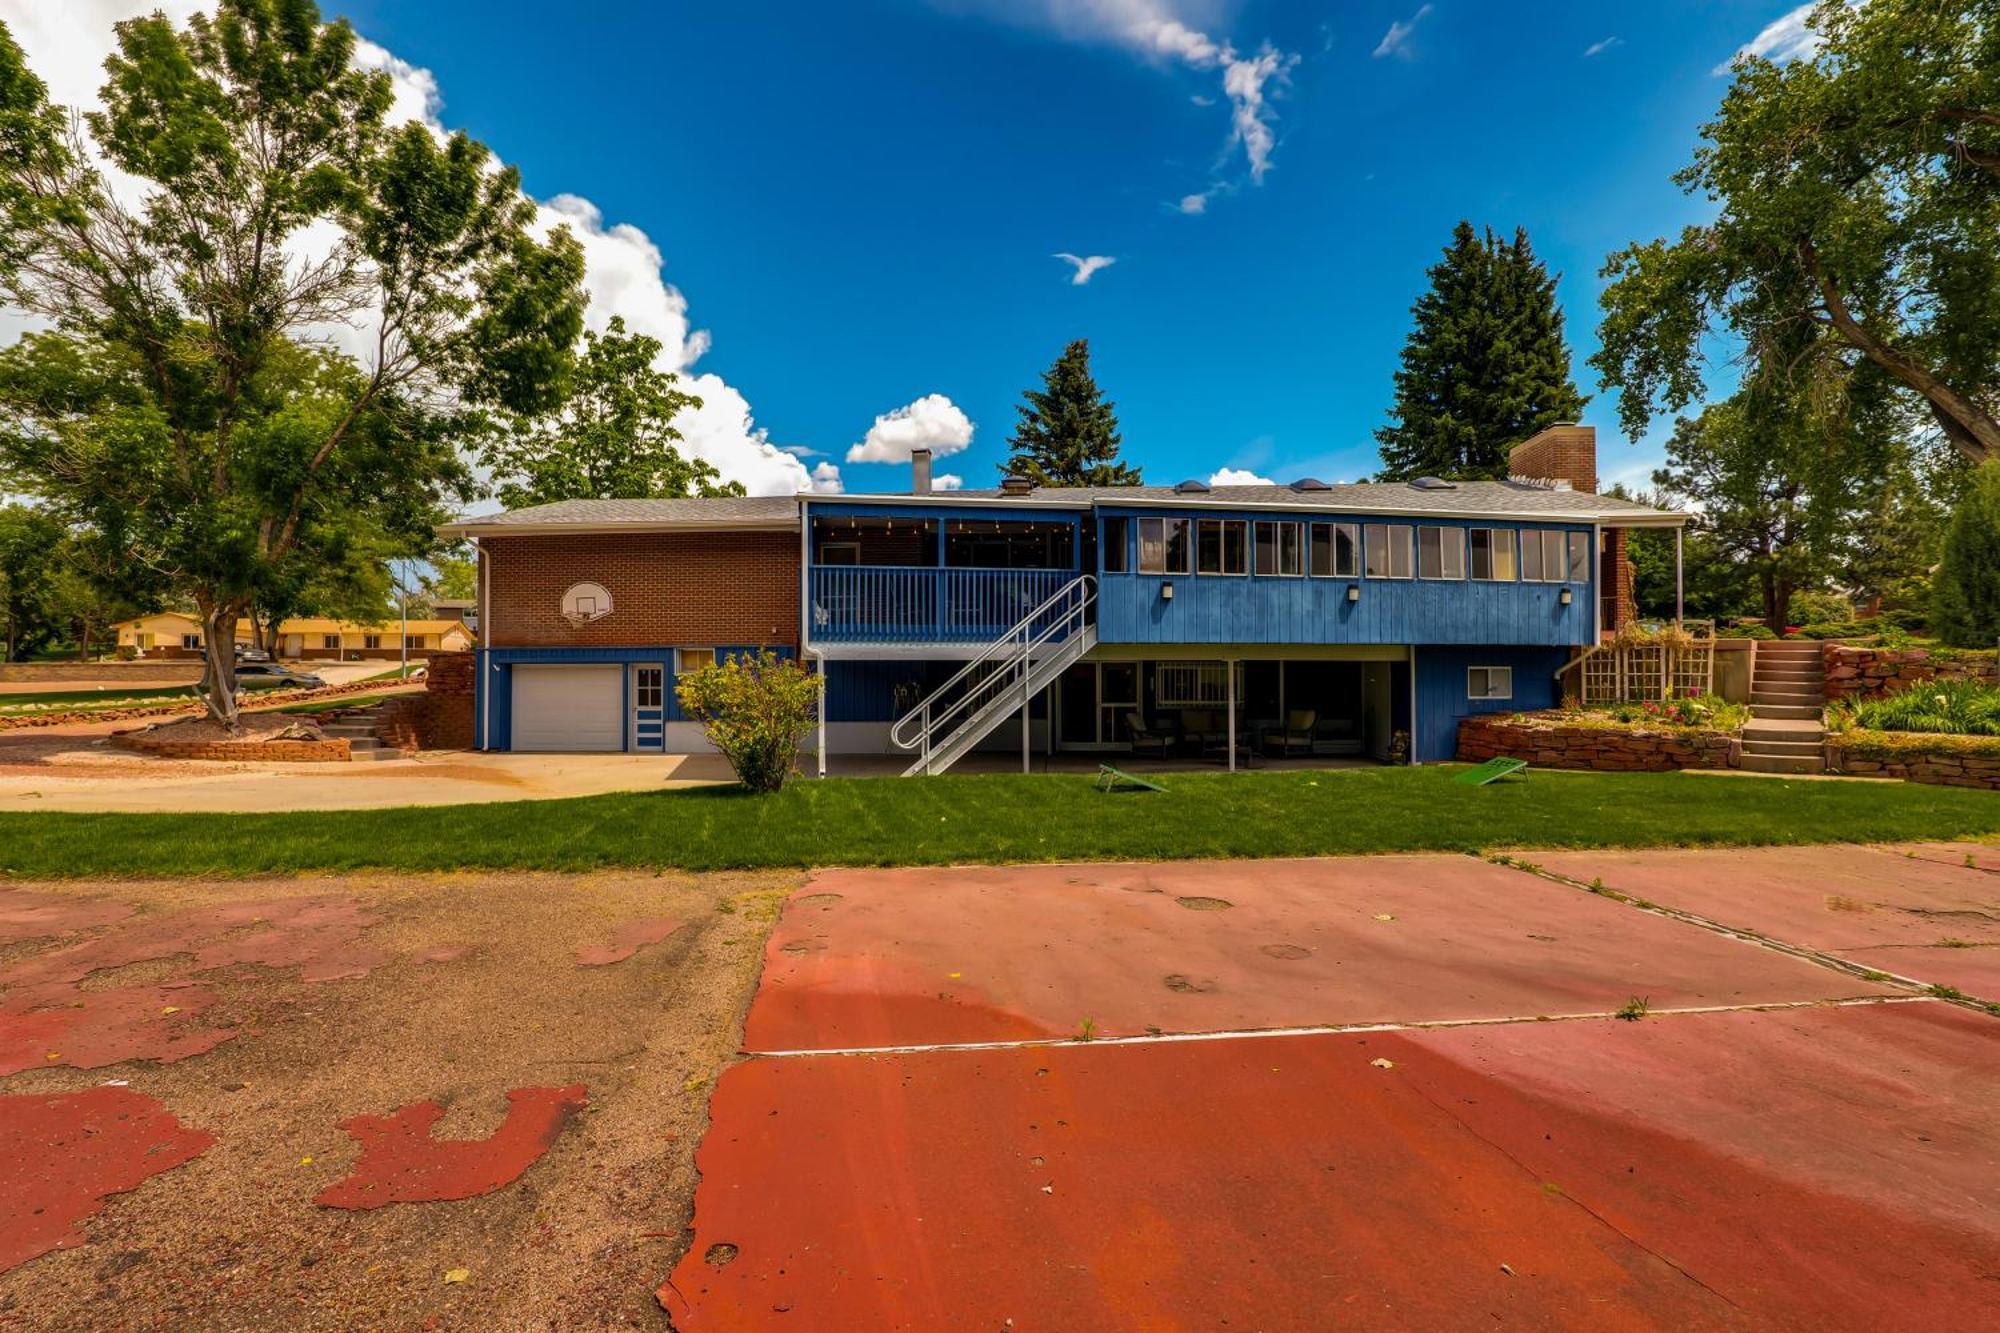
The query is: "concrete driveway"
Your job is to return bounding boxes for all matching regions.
[664,848,2000,1330]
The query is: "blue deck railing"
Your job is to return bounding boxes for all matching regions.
[808,567,1078,642]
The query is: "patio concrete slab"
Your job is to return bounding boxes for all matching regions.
[1532,844,2000,998]
[745,856,1897,1052]
[663,1001,2000,1331]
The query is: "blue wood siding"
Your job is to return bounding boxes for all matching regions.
[475,645,793,750]
[1094,509,1594,647]
[1413,646,1568,763]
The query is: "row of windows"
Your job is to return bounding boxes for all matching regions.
[1103,517,1591,584]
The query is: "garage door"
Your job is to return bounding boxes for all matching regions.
[511,665,624,752]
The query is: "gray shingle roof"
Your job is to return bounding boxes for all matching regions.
[443,479,1680,534]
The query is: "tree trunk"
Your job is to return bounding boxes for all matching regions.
[200,602,243,730]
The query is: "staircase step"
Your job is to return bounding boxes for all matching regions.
[344,747,399,762]
[1740,753,1824,775]
[1744,732,1824,752]
[1750,703,1825,720]
[1752,691,1826,706]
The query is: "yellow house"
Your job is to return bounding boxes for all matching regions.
[115,614,474,661]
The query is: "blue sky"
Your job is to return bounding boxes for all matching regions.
[33,1,1823,497]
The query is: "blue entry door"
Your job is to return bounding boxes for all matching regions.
[631,663,666,752]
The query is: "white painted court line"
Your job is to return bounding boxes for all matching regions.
[747,993,1936,1060]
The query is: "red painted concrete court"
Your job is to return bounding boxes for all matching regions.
[668,848,2000,1331]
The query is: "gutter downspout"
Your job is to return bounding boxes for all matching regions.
[476,537,490,751]
[800,499,824,778]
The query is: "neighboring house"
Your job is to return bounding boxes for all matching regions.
[431,598,479,633]
[114,614,474,662]
[443,425,1686,766]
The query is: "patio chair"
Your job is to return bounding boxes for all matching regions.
[1125,712,1178,756]
[1180,709,1227,749]
[1311,715,1364,756]
[1264,708,1319,757]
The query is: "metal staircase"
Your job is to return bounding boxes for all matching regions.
[891,575,1096,776]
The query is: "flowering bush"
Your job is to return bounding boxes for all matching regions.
[675,649,824,792]
[1592,692,1747,731]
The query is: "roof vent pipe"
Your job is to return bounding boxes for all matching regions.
[912,448,932,495]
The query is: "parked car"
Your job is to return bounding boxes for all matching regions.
[234,644,272,662]
[234,663,326,690]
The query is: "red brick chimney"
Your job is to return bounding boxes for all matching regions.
[1507,423,1596,492]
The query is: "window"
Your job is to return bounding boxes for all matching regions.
[677,647,716,673]
[1196,518,1248,575]
[1417,526,1465,579]
[1138,517,1190,574]
[411,636,429,650]
[1363,523,1413,578]
[635,665,664,709]
[1310,523,1360,577]
[322,634,340,650]
[1468,666,1513,700]
[1469,528,1517,581]
[1568,531,1592,583]
[363,634,382,650]
[1521,529,1570,582]
[817,541,860,566]
[1253,521,1302,575]
[1101,517,1130,573]
[180,633,202,650]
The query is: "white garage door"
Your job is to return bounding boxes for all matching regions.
[511,665,624,752]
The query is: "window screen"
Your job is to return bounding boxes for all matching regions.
[1468,666,1513,700]
[1197,519,1248,574]
[1364,524,1413,578]
[1310,523,1360,577]
[1418,526,1465,579]
[1101,517,1129,573]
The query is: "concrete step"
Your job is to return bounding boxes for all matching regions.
[1752,691,1826,707]
[1742,738,1824,756]
[344,747,400,762]
[1740,752,1824,775]
[1750,702,1826,721]
[320,725,378,739]
[1756,663,1825,676]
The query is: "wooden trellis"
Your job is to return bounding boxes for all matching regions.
[1562,621,1716,705]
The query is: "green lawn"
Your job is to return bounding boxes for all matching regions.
[0,683,202,710]
[265,690,403,715]
[1,767,1995,879]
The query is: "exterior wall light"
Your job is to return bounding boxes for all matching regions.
[1161,581,1175,601]
[1346,584,1361,603]
[1559,587,1574,605]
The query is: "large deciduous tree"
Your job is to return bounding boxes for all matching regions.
[999,339,1140,487]
[1649,391,1891,629]
[1375,221,1586,481]
[1594,0,2000,463]
[0,2,584,725]
[481,315,740,507]
[1932,462,2000,648]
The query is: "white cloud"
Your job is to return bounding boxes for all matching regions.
[1209,467,1275,485]
[845,393,975,464]
[1373,4,1433,60]
[3,3,831,497]
[952,2,1296,187]
[932,473,964,491]
[1054,252,1116,285]
[1583,36,1623,58]
[1713,3,1823,75]
[1177,192,1209,215]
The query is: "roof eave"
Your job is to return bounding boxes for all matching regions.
[440,518,800,538]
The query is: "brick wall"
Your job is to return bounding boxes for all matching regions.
[417,650,475,749]
[484,531,798,649]
[1507,424,1597,492]
[1606,528,1637,631]
[112,733,353,762]
[1457,712,1736,771]
[0,661,204,683]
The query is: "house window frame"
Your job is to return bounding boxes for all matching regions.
[1195,518,1249,576]
[1417,525,1466,580]
[1468,666,1514,700]
[1253,520,1304,577]
[1469,528,1517,581]
[635,664,665,709]
[1363,523,1414,579]
[1567,530,1592,583]
[676,646,717,674]
[321,634,341,650]
[1100,516,1131,574]
[180,633,202,650]
[363,634,383,650]
[1309,522,1360,578]
[1138,516,1191,575]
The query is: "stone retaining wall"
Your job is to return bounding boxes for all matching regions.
[1458,712,1737,772]
[1821,645,1999,701]
[111,733,352,763]
[421,651,475,749]
[0,661,203,683]
[1824,732,2000,791]
[0,676,409,732]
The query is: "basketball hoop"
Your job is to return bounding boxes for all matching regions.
[560,582,613,626]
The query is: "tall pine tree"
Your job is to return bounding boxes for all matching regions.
[999,340,1141,486]
[1375,222,1587,480]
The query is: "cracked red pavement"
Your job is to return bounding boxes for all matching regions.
[315,1084,590,1209]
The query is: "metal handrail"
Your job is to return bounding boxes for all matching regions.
[890,574,1095,765]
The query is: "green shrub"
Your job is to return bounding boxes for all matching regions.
[675,649,825,793]
[1730,623,1778,640]
[1933,462,2000,648]
[1851,679,2000,737]
[1591,694,1747,731]
[1789,590,1855,626]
